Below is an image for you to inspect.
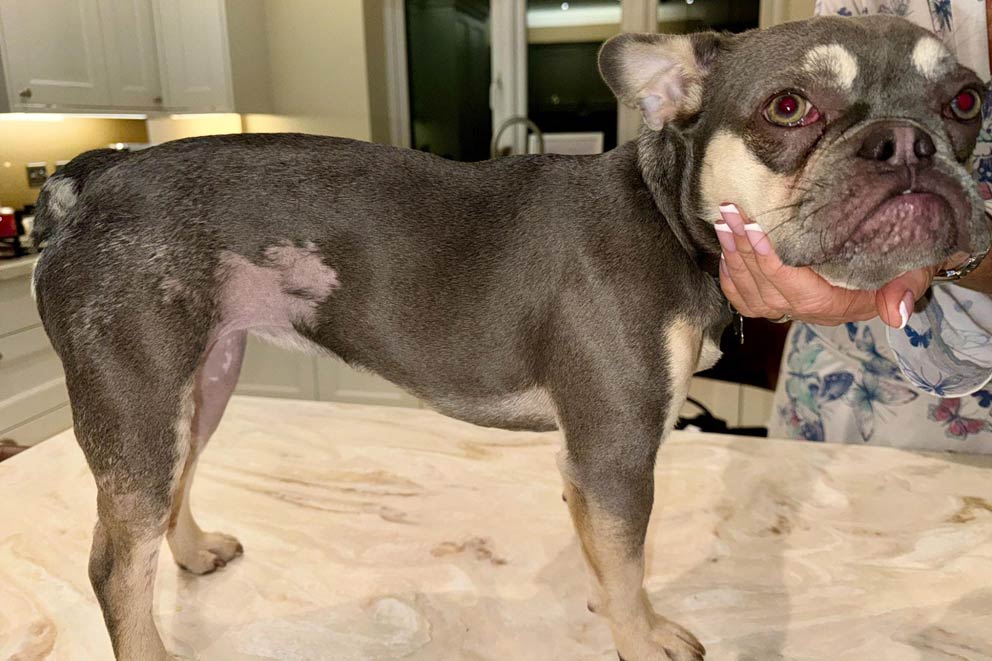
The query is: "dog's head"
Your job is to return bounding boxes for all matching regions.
[600,15,987,289]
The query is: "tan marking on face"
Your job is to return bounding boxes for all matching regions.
[803,44,859,91]
[700,130,798,232]
[912,36,952,80]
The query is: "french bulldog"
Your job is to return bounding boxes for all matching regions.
[31,14,987,661]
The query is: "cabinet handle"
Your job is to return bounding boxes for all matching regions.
[19,88,31,98]
[153,96,163,104]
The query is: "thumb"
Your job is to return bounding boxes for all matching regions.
[875,269,933,329]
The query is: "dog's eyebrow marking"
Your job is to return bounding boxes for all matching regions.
[803,44,859,91]
[912,36,952,80]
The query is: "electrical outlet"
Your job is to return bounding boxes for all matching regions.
[26,162,48,188]
[54,160,69,174]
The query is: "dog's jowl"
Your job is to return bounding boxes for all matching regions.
[31,15,985,661]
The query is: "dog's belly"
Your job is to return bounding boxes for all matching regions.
[427,387,559,432]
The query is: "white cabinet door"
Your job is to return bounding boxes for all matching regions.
[97,0,163,108]
[316,358,420,408]
[152,0,232,111]
[235,337,317,400]
[0,0,111,108]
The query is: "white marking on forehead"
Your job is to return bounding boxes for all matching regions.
[912,36,952,80]
[803,44,859,91]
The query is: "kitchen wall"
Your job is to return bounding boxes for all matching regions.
[145,113,243,144]
[0,117,148,209]
[241,0,372,141]
[760,0,816,28]
[144,0,374,144]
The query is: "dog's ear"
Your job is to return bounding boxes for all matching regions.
[599,32,727,130]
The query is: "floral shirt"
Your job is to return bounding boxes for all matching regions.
[771,0,992,452]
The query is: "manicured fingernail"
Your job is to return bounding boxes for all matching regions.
[719,203,746,236]
[714,223,737,252]
[898,291,913,329]
[745,223,771,256]
[720,253,729,276]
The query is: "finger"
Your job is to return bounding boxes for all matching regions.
[718,237,777,316]
[718,204,791,311]
[876,268,933,329]
[719,255,760,317]
[722,205,883,323]
[720,203,761,259]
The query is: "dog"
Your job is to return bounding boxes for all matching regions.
[31,14,986,661]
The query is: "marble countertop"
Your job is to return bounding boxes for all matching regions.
[1,396,991,660]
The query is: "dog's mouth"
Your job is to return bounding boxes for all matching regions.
[836,190,958,256]
[778,166,981,289]
[770,163,988,289]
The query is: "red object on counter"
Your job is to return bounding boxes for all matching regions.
[0,207,16,238]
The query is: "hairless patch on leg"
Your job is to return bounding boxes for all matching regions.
[216,242,340,338]
[195,243,339,436]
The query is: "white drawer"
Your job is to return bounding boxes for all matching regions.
[0,270,41,336]
[0,404,72,447]
[0,326,69,433]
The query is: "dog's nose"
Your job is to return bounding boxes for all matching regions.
[857,124,936,166]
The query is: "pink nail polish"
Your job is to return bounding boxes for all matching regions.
[719,203,746,236]
[746,225,771,256]
[898,290,913,329]
[715,223,737,252]
[720,254,729,276]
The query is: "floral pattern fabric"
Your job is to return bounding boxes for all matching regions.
[770,315,992,452]
[770,0,992,452]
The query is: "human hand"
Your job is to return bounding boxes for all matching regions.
[715,203,934,328]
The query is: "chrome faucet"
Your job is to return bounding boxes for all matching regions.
[490,116,545,158]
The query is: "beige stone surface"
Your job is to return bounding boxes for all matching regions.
[1,396,991,660]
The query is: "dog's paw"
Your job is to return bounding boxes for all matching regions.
[175,532,243,575]
[202,531,244,562]
[615,616,705,661]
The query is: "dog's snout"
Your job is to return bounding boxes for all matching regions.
[857,124,936,166]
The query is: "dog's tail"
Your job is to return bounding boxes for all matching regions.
[32,148,128,245]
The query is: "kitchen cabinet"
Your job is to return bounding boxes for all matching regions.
[235,338,419,408]
[316,357,420,408]
[0,257,72,447]
[99,0,163,108]
[151,0,231,111]
[152,0,272,113]
[0,0,162,111]
[235,337,317,401]
[0,0,111,109]
[0,0,270,113]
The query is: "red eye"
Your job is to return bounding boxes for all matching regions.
[948,88,982,121]
[764,92,821,127]
[777,95,799,116]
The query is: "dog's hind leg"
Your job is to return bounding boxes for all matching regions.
[61,351,202,661]
[166,330,247,574]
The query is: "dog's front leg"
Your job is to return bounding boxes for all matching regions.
[558,436,704,661]
[555,320,706,660]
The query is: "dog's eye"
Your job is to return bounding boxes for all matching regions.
[946,88,982,121]
[764,92,820,127]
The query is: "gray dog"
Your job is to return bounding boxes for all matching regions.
[31,14,986,661]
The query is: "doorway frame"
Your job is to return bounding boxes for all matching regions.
[381,1,788,153]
